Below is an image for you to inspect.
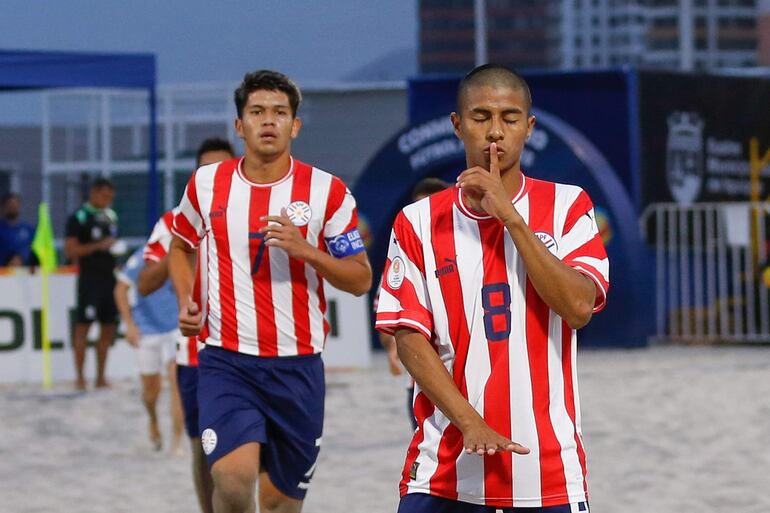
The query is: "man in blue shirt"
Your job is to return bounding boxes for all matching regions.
[115,247,184,452]
[0,193,35,266]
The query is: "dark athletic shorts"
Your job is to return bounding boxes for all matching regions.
[176,364,200,438]
[197,346,324,500]
[75,274,118,324]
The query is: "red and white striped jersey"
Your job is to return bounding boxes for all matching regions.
[173,157,363,357]
[375,175,609,508]
[143,210,206,367]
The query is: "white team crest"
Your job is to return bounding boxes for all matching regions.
[666,111,704,205]
[535,232,558,255]
[387,256,406,289]
[201,428,218,455]
[286,201,312,227]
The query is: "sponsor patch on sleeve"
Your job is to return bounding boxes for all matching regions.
[325,229,366,258]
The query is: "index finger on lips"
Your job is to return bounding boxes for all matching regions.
[489,142,500,176]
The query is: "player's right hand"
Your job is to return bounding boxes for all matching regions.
[99,237,116,251]
[125,322,141,347]
[178,299,202,337]
[461,419,529,456]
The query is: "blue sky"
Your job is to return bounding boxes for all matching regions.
[0,0,418,121]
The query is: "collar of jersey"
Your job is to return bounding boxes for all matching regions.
[83,202,105,214]
[455,173,528,221]
[236,156,295,188]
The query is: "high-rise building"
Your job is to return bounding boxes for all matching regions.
[419,0,561,73]
[418,0,761,73]
[563,0,758,70]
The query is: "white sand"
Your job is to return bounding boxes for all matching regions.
[1,345,769,513]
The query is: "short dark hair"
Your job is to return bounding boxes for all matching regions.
[234,69,302,118]
[1,192,19,206]
[456,64,532,114]
[196,138,235,166]
[412,177,449,200]
[90,177,114,190]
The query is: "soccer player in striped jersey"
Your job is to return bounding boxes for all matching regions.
[168,70,372,513]
[138,138,235,513]
[376,64,609,513]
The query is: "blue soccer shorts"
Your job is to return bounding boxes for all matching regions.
[176,364,200,438]
[197,346,325,500]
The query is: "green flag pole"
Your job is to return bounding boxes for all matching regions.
[31,203,58,390]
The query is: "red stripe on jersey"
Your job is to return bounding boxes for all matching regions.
[143,241,165,262]
[174,213,200,248]
[478,221,513,507]
[315,237,330,341]
[161,210,175,230]
[562,190,593,235]
[249,186,278,357]
[427,190,470,500]
[210,162,239,351]
[524,181,568,506]
[290,162,313,355]
[400,392,435,495]
[187,336,199,366]
[561,320,588,497]
[393,212,425,276]
[323,177,348,228]
[186,170,202,217]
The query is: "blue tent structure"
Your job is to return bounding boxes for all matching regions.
[0,49,159,229]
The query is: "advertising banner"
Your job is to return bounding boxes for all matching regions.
[0,271,371,384]
[639,71,770,207]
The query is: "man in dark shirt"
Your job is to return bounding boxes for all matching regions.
[0,193,35,266]
[65,178,119,390]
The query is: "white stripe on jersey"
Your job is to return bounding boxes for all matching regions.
[453,207,488,501]
[507,194,543,506]
[267,180,296,357]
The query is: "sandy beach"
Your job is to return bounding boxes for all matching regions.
[1,344,769,513]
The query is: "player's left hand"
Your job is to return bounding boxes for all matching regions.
[456,142,519,225]
[260,209,314,260]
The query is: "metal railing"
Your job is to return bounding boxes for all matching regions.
[641,202,770,343]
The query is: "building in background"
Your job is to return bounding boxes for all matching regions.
[419,0,561,73]
[419,0,763,73]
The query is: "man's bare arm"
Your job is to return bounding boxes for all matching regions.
[137,258,171,296]
[65,236,113,261]
[168,236,201,336]
[395,327,529,456]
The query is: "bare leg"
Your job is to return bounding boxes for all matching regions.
[191,437,215,513]
[168,360,185,455]
[72,322,91,390]
[210,442,260,513]
[259,471,304,513]
[95,323,116,387]
[141,373,162,450]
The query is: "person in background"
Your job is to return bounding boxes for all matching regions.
[115,246,185,453]
[65,177,119,390]
[0,193,35,266]
[376,177,449,431]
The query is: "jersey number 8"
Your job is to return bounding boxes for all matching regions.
[481,282,511,341]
